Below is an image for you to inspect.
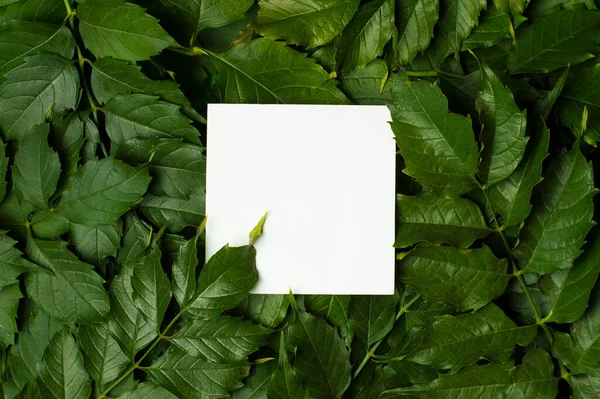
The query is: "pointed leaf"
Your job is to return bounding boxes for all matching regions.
[232,362,276,399]
[71,222,122,267]
[514,145,598,274]
[171,235,198,307]
[267,333,311,399]
[348,295,396,346]
[138,193,205,233]
[237,294,290,329]
[305,295,351,341]
[116,382,178,399]
[476,64,528,186]
[462,7,512,50]
[78,322,129,388]
[508,8,600,74]
[0,229,43,289]
[37,330,92,399]
[0,54,79,140]
[395,0,438,65]
[400,244,510,312]
[395,193,492,248]
[77,0,177,62]
[338,59,392,105]
[146,347,250,398]
[255,0,360,49]
[389,77,479,196]
[209,38,350,104]
[58,157,151,226]
[51,113,85,186]
[117,211,151,265]
[406,303,537,369]
[0,284,22,347]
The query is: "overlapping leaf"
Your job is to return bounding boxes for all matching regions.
[395,0,438,65]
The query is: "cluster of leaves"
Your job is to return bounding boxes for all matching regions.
[0,0,599,398]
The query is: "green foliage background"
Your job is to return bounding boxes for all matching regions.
[0,0,599,398]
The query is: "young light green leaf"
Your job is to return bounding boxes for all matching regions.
[51,113,85,187]
[267,333,311,399]
[400,244,510,312]
[539,227,600,323]
[78,322,129,389]
[0,21,74,76]
[462,7,512,50]
[114,138,205,199]
[389,77,479,196]
[553,288,600,376]
[37,329,92,399]
[287,310,352,399]
[237,294,290,329]
[384,349,557,398]
[171,234,199,307]
[25,238,110,324]
[255,0,360,49]
[116,382,178,399]
[487,119,550,229]
[90,57,189,106]
[188,245,257,318]
[71,222,122,267]
[77,0,178,62]
[508,8,600,74]
[395,193,492,248]
[305,295,352,341]
[108,262,157,360]
[12,123,60,209]
[102,94,201,147]
[334,0,394,72]
[0,54,79,141]
[338,59,392,105]
[169,316,271,362]
[514,144,598,274]
[146,347,250,398]
[0,229,43,289]
[0,284,22,347]
[249,211,268,245]
[476,64,528,186]
[58,157,151,226]
[131,245,172,332]
[348,295,396,347]
[138,193,205,233]
[406,303,537,369]
[209,38,351,104]
[395,0,438,65]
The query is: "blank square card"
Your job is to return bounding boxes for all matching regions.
[206,104,395,295]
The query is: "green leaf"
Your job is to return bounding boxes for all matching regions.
[169,316,271,362]
[232,362,276,399]
[406,303,537,369]
[493,0,526,21]
[487,119,550,229]
[237,294,290,329]
[108,261,157,360]
[338,59,392,105]
[0,0,67,25]
[572,375,600,399]
[77,0,178,62]
[287,310,351,399]
[0,21,74,76]
[0,284,22,347]
[305,295,351,341]
[395,193,492,248]
[7,310,63,392]
[71,222,122,267]
[78,322,129,389]
[58,157,151,226]
[389,76,479,196]
[12,123,60,208]
[539,227,600,323]
[130,245,172,332]
[116,382,178,399]
[188,245,257,318]
[267,333,311,399]
[513,144,598,274]
[209,38,350,104]
[400,244,510,312]
[25,238,110,324]
[0,142,7,203]
[117,211,151,265]
[553,288,600,376]
[462,7,512,50]
[334,0,394,72]
[348,295,396,346]
[0,229,43,289]
[138,193,204,233]
[90,57,189,106]
[146,347,250,398]
[255,0,360,49]
[476,64,528,186]
[102,94,201,147]
[508,8,600,74]
[384,349,558,398]
[51,113,85,187]
[37,329,92,399]
[171,234,198,307]
[0,54,79,141]
[114,138,205,199]
[395,0,438,65]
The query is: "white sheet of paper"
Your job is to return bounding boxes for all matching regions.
[206,104,395,295]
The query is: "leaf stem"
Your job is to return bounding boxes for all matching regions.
[352,294,420,379]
